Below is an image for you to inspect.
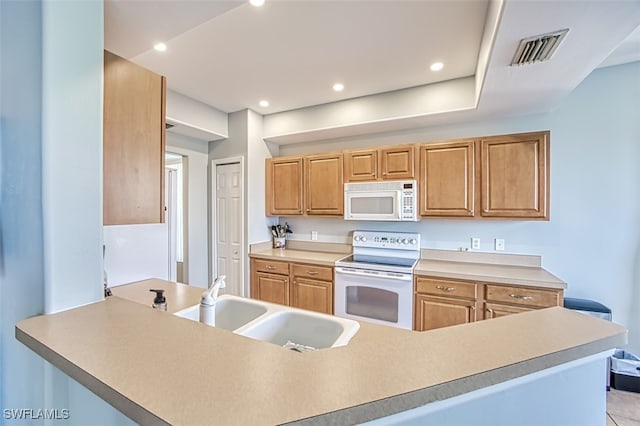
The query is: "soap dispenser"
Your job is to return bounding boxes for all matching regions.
[150,289,167,311]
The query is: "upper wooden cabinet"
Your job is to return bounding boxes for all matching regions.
[344,145,416,182]
[418,131,550,220]
[480,131,549,219]
[419,140,475,217]
[304,153,343,215]
[103,50,166,225]
[380,145,416,180]
[344,149,377,181]
[266,156,304,215]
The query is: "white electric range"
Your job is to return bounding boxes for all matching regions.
[334,230,420,330]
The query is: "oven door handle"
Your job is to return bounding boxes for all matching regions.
[335,267,413,281]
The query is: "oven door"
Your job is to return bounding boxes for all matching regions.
[334,267,413,329]
[344,189,402,221]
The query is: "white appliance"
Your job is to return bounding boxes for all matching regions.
[344,180,418,222]
[335,230,420,329]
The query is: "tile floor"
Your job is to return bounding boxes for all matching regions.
[607,389,640,426]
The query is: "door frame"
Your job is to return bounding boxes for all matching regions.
[210,156,246,296]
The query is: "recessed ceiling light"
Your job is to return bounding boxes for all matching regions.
[259,100,269,108]
[154,42,167,52]
[430,62,444,72]
[333,83,344,92]
[250,0,265,6]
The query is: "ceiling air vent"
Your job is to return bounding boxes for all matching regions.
[165,122,175,130]
[511,29,569,66]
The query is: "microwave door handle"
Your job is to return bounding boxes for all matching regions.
[335,267,411,281]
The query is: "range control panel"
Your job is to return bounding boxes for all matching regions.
[352,231,421,250]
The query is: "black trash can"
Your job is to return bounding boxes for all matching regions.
[564,297,613,389]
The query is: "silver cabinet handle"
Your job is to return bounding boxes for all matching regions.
[266,265,275,270]
[486,308,495,318]
[436,285,456,292]
[509,294,533,300]
[306,271,318,275]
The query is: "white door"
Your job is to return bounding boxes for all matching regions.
[215,162,243,296]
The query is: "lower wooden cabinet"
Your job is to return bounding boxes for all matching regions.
[250,259,333,315]
[291,277,333,314]
[484,303,532,319]
[414,276,563,331]
[415,295,478,331]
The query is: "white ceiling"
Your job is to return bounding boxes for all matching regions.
[105,0,640,128]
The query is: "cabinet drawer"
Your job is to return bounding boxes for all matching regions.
[253,259,289,275]
[291,263,333,281]
[485,284,561,308]
[415,277,477,299]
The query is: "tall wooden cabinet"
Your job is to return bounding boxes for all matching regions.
[266,157,304,215]
[480,132,549,219]
[418,131,550,220]
[304,153,343,215]
[419,140,475,217]
[103,50,166,225]
[266,153,343,216]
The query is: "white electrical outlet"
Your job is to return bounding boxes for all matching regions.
[471,238,481,250]
[495,239,505,251]
[311,231,318,241]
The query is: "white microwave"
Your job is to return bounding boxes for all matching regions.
[344,180,418,221]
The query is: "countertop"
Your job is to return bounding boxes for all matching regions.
[414,259,567,289]
[16,280,624,425]
[249,249,347,266]
[250,246,567,289]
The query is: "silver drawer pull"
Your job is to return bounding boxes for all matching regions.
[266,265,275,270]
[509,294,533,300]
[436,285,456,292]
[306,271,319,275]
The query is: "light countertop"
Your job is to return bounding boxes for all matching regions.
[16,280,623,425]
[249,249,347,266]
[414,259,567,289]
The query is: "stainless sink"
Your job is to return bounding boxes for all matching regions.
[173,295,359,349]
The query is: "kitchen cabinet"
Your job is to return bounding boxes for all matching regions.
[480,131,549,219]
[419,140,475,217]
[251,259,334,315]
[344,144,416,182]
[103,50,166,225]
[250,259,290,306]
[266,157,304,215]
[414,277,479,331]
[304,153,343,215]
[414,276,563,330]
[380,145,416,180]
[483,284,562,320]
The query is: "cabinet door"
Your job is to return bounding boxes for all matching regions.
[419,141,475,217]
[344,149,378,181]
[414,295,478,331]
[255,272,289,306]
[480,132,549,219]
[266,157,303,215]
[103,50,166,225]
[484,303,532,319]
[304,153,343,215]
[291,277,333,314]
[380,145,415,180]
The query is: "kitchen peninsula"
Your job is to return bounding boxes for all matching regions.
[16,278,624,425]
